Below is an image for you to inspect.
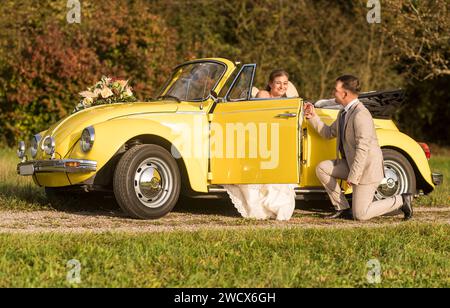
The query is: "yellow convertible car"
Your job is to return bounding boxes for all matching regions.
[17,58,443,219]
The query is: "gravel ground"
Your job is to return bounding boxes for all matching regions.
[0,202,448,234]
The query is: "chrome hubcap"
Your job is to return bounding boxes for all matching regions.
[133,158,173,208]
[375,160,409,200]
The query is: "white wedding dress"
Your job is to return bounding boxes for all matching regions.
[223,184,297,221]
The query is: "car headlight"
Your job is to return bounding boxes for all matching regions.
[17,141,26,159]
[81,126,95,152]
[30,134,42,158]
[42,136,56,155]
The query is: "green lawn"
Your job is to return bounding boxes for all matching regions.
[0,147,449,288]
[0,224,449,288]
[0,148,49,211]
[416,155,450,207]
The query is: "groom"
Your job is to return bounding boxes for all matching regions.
[304,75,413,221]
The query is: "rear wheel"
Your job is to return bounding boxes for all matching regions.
[375,149,416,201]
[113,144,181,219]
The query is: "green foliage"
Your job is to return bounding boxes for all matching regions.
[0,0,448,146]
[0,225,449,287]
[0,0,177,144]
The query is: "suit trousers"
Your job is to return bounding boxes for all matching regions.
[315,159,403,221]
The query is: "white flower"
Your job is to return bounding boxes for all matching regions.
[124,87,133,98]
[93,88,102,97]
[100,87,114,98]
[101,76,112,85]
[79,91,97,99]
[74,76,136,113]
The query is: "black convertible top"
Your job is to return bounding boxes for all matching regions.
[314,89,406,119]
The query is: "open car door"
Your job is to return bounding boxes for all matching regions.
[209,64,302,184]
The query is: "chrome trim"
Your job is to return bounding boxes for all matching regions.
[17,141,26,159]
[30,134,42,158]
[294,188,328,194]
[108,111,178,121]
[375,160,409,200]
[432,172,443,186]
[81,126,95,152]
[208,187,228,193]
[17,159,97,176]
[225,64,257,102]
[175,111,207,115]
[207,185,327,194]
[251,97,303,101]
[214,106,299,115]
[133,158,172,209]
[42,136,56,155]
[276,113,297,118]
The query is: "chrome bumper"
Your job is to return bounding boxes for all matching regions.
[17,159,97,176]
[432,173,443,186]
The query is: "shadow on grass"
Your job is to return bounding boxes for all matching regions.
[173,195,335,218]
[0,182,123,215]
[174,196,241,217]
[45,190,121,214]
[0,183,49,208]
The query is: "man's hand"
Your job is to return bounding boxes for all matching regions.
[304,102,316,119]
[347,181,353,187]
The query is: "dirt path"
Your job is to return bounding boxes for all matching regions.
[0,206,449,234]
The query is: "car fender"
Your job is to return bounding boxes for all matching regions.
[67,117,210,192]
[377,129,434,192]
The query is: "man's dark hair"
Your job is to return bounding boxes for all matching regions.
[336,75,361,94]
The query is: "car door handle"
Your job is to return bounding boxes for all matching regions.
[276,113,297,118]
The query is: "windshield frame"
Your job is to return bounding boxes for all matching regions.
[159,60,228,103]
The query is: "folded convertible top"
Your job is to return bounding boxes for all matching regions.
[315,89,406,119]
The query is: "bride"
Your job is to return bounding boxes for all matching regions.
[223,70,298,221]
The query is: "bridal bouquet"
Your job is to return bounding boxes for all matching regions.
[74,76,137,112]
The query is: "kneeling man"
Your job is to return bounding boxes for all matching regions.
[304,75,413,221]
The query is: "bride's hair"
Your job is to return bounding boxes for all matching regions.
[265,69,289,93]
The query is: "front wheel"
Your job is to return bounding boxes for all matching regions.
[374,149,416,201]
[113,144,181,219]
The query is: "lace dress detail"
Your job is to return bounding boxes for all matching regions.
[223,184,297,221]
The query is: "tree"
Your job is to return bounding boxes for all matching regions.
[0,0,177,145]
[382,0,450,80]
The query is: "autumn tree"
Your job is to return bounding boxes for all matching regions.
[0,0,177,145]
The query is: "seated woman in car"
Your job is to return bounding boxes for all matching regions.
[256,69,290,99]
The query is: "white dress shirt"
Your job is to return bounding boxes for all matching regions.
[344,98,359,113]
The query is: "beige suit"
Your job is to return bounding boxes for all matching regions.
[308,100,403,221]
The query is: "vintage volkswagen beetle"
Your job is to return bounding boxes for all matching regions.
[17,58,443,219]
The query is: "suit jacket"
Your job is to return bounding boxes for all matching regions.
[308,100,384,185]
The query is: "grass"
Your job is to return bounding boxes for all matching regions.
[0,146,449,288]
[0,224,449,288]
[0,148,50,211]
[416,154,450,207]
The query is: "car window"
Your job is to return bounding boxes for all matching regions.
[227,65,255,102]
[164,62,226,101]
[217,66,240,98]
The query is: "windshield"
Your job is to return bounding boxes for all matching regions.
[162,62,226,102]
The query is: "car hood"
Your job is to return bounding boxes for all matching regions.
[41,101,178,158]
